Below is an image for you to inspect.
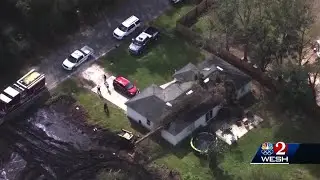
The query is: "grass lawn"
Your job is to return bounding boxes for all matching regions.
[192,13,212,38]
[99,33,204,89]
[55,79,135,132]
[191,10,222,40]
[217,101,320,180]
[152,3,195,32]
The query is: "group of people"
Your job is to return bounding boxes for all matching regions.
[96,74,110,117]
[97,74,110,95]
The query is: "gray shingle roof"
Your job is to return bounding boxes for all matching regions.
[173,63,198,82]
[125,55,252,133]
[125,84,168,123]
[163,83,223,135]
[201,56,251,89]
[162,81,194,102]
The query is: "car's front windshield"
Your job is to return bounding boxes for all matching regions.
[125,83,134,90]
[133,39,144,46]
[68,55,78,63]
[118,24,128,32]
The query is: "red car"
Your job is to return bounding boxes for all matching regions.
[113,76,139,97]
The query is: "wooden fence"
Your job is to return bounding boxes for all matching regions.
[177,0,216,27]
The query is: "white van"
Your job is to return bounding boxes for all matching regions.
[113,16,141,40]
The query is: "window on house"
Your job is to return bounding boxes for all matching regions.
[147,120,151,125]
[206,110,213,121]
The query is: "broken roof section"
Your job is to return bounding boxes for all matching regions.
[125,84,170,123]
[126,55,252,130]
[173,62,199,82]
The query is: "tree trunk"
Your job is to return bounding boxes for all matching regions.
[243,42,248,61]
[225,33,230,51]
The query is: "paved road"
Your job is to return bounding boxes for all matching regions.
[31,0,171,89]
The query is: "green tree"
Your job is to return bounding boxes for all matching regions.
[234,0,259,61]
[265,0,314,66]
[247,0,277,71]
[183,173,202,180]
[0,0,116,76]
[212,0,237,51]
[275,63,314,109]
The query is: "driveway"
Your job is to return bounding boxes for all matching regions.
[80,64,129,111]
[31,0,171,90]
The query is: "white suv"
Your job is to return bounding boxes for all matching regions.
[113,16,141,40]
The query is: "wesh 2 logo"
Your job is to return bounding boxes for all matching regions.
[259,142,289,164]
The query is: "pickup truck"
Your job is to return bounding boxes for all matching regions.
[129,26,159,55]
[62,45,94,70]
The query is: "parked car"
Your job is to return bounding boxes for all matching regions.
[113,76,139,97]
[62,46,94,70]
[113,15,141,40]
[129,26,159,55]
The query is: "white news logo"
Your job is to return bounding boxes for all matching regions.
[261,156,289,163]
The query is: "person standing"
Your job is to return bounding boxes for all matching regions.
[105,81,109,90]
[103,74,111,94]
[103,74,107,82]
[97,85,101,95]
[103,102,109,116]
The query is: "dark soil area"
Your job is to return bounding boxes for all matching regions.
[0,95,165,180]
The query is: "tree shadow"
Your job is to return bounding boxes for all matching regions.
[267,100,320,179]
[209,151,240,180]
[0,139,13,167]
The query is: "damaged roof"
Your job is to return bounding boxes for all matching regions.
[125,55,252,132]
[125,84,169,123]
[173,63,199,82]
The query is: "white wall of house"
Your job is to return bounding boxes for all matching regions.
[161,105,222,146]
[236,81,252,99]
[126,107,154,130]
[161,130,178,145]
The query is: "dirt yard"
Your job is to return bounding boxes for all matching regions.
[0,95,178,180]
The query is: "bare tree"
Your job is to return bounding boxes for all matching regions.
[212,0,237,51]
[234,0,258,61]
[305,58,320,101]
[294,0,314,66]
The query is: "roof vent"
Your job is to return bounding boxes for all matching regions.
[203,78,209,83]
[166,102,172,107]
[216,66,223,71]
[186,90,193,95]
[203,67,211,71]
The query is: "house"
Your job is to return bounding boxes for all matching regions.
[125,55,252,145]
